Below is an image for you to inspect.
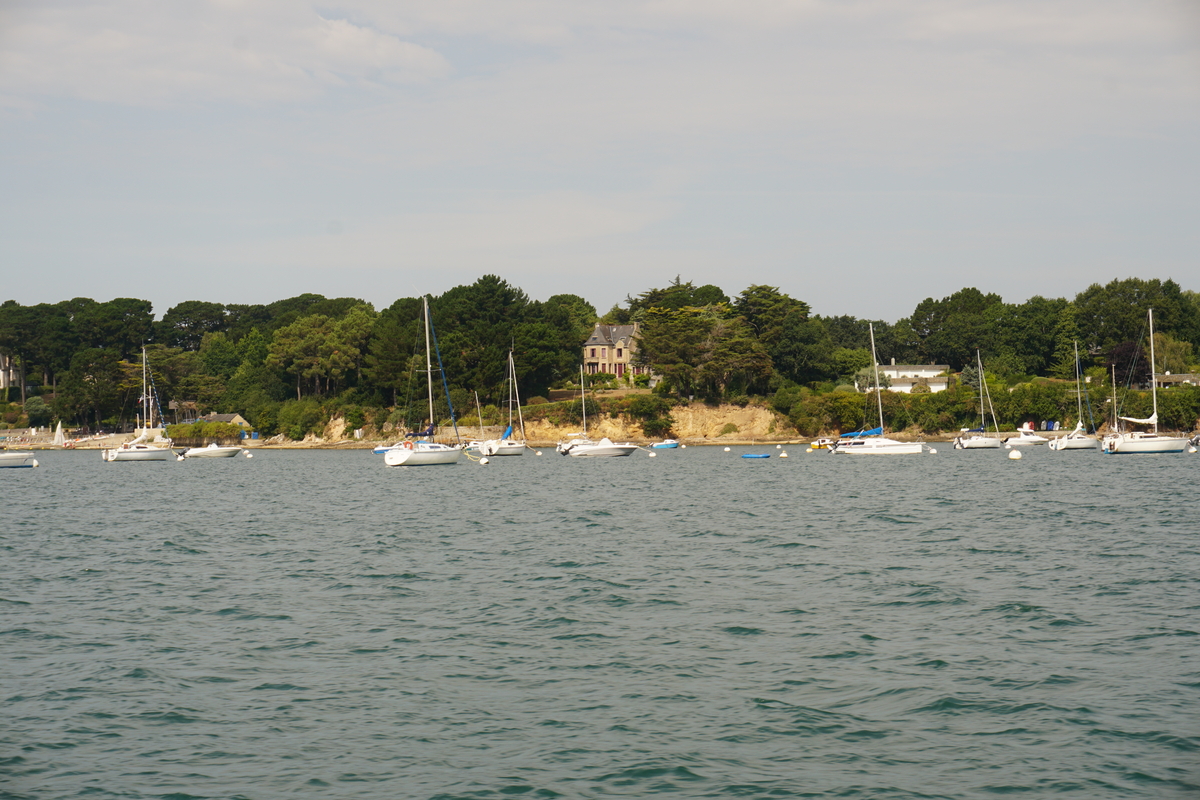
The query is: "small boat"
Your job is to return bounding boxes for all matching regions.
[741,453,770,459]
[650,439,679,449]
[1003,423,1049,446]
[954,351,1003,449]
[807,438,837,450]
[384,297,463,467]
[466,351,529,457]
[182,443,246,458]
[0,450,38,468]
[556,367,637,457]
[102,348,175,462]
[1048,341,1098,451]
[830,324,928,455]
[1101,309,1190,455]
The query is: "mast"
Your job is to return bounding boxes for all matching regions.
[869,323,884,432]
[1148,308,1159,434]
[143,346,152,431]
[423,296,434,437]
[976,350,986,431]
[510,351,526,441]
[1073,340,1084,425]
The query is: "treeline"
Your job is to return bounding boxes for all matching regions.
[2,275,1199,437]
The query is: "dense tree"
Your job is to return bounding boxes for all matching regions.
[908,288,1004,370]
[1074,278,1194,354]
[156,301,228,350]
[73,298,154,359]
[732,285,810,352]
[771,313,834,385]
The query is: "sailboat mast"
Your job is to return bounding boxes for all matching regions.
[869,323,884,430]
[976,350,986,430]
[424,297,435,435]
[1148,308,1159,434]
[143,347,152,430]
[1073,340,1084,423]
[510,351,526,439]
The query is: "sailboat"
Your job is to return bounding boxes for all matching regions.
[831,324,925,454]
[102,348,176,462]
[953,350,1002,449]
[1048,341,1098,451]
[556,367,638,457]
[466,351,528,456]
[384,297,463,466]
[1101,308,1189,454]
[52,421,66,448]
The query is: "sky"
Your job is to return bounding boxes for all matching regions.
[2,0,1199,322]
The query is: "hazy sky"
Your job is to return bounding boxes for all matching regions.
[3,0,1198,321]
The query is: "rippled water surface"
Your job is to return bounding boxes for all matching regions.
[3,446,1199,799]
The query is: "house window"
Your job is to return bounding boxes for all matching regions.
[602,348,607,358]
[617,348,622,358]
[616,363,624,378]
[590,348,596,357]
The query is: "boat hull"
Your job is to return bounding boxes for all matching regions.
[954,436,1002,449]
[384,443,462,466]
[650,440,679,449]
[557,438,638,457]
[831,438,924,455]
[0,452,38,468]
[466,439,526,456]
[183,445,244,458]
[103,445,175,461]
[1101,433,1189,454]
[1048,435,1097,451]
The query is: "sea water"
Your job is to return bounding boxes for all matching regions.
[2,446,1198,799]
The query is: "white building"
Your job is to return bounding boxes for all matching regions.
[877,360,950,393]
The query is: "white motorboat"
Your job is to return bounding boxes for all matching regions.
[954,351,1003,450]
[383,296,463,467]
[556,367,637,457]
[0,451,38,468]
[182,443,246,458]
[1004,423,1049,446]
[830,324,928,455]
[1102,309,1189,454]
[650,439,679,449]
[557,436,639,457]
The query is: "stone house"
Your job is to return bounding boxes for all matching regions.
[583,323,650,380]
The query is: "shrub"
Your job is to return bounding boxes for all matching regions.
[278,400,325,440]
[627,394,672,421]
[642,417,673,438]
[24,397,52,427]
[728,394,750,407]
[526,396,548,405]
[719,423,739,436]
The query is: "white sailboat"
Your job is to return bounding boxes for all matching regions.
[1101,308,1189,454]
[831,324,926,455]
[954,350,1003,449]
[1048,341,1098,451]
[467,351,528,456]
[52,421,66,448]
[556,367,637,457]
[102,348,176,462]
[384,297,463,467]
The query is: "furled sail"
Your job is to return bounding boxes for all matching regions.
[1118,413,1157,425]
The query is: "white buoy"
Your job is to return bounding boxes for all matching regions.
[1189,446,1196,454]
[928,448,937,454]
[245,451,253,458]
[1008,449,1022,460]
[724,447,731,452]
[648,451,656,457]
[780,452,788,458]
[805,448,813,453]
[776,444,782,449]
[680,444,687,448]
[480,457,489,465]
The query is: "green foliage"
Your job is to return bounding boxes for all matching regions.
[24,396,52,427]
[641,417,674,438]
[277,400,325,440]
[627,394,672,421]
[165,421,244,441]
[719,423,739,435]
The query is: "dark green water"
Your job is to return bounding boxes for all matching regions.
[3,446,1198,799]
